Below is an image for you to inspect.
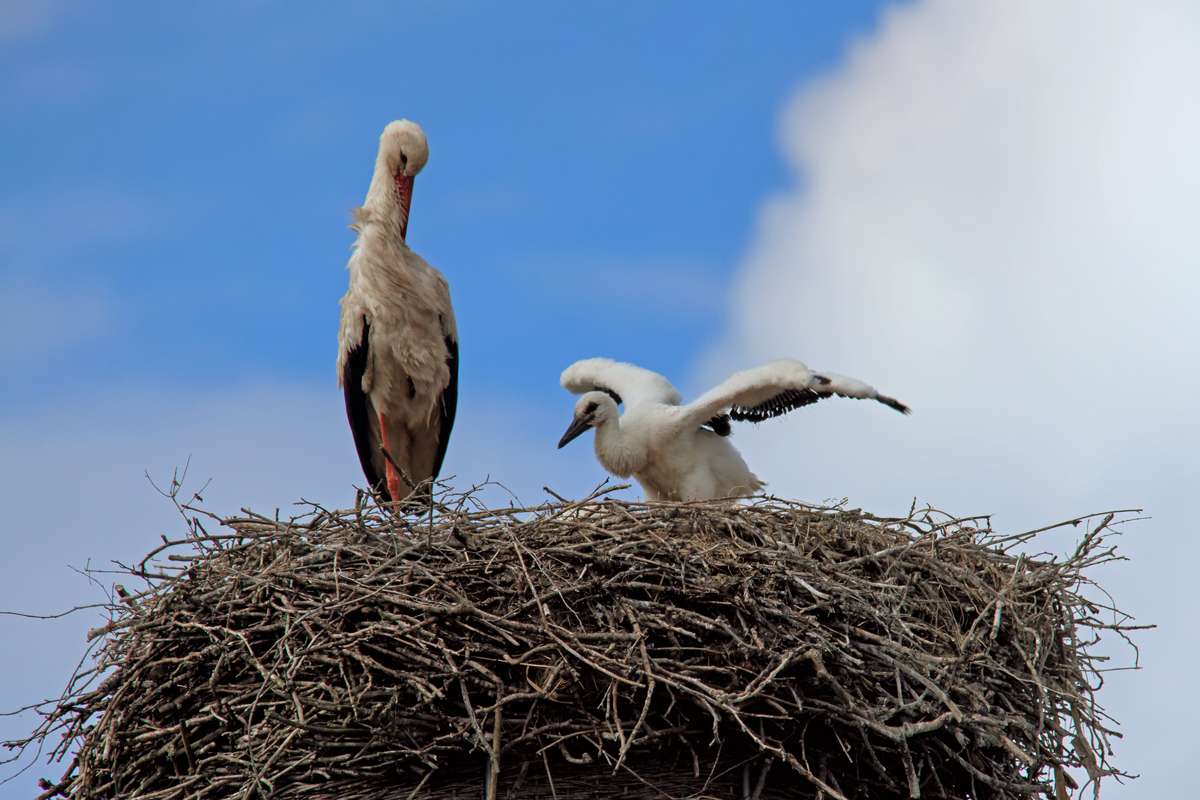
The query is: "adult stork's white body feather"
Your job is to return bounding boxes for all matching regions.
[557,358,908,502]
[336,120,458,501]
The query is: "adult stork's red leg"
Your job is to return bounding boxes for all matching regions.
[378,411,401,502]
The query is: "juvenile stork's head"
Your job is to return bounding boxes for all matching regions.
[376,120,429,241]
[557,392,620,449]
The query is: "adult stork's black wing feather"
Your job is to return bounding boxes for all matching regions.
[430,333,458,481]
[342,318,388,499]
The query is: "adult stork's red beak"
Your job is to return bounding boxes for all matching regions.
[395,172,414,241]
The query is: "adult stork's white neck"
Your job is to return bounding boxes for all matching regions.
[364,120,429,242]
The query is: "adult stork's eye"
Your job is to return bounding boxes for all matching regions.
[400,153,409,169]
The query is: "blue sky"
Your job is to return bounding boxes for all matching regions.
[5,1,1200,797]
[1,0,887,403]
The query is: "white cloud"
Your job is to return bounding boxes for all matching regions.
[707,1,1200,795]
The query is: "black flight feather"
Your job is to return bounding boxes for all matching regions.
[430,332,459,482]
[704,414,732,436]
[342,318,388,499]
[729,387,825,422]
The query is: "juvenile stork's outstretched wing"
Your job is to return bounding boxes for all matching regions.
[679,359,909,429]
[560,358,683,408]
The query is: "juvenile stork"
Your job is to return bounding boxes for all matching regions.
[557,358,908,502]
[337,120,458,502]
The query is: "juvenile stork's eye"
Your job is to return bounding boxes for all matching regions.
[585,402,598,414]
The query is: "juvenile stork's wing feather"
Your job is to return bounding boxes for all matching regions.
[805,372,911,416]
[681,359,910,428]
[560,358,683,408]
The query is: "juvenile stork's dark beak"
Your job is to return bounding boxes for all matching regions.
[557,415,594,449]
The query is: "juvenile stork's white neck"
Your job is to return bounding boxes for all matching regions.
[363,119,430,241]
[558,393,643,478]
[593,417,643,479]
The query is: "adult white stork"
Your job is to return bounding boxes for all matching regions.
[336,120,458,502]
[557,358,908,501]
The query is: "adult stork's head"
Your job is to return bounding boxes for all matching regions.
[375,120,429,241]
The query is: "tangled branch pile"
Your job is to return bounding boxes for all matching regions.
[9,487,1141,799]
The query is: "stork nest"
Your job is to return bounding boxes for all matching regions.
[6,485,1143,800]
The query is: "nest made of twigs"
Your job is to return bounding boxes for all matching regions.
[8,485,1143,800]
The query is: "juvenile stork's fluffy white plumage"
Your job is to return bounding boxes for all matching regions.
[337,120,458,501]
[557,358,908,501]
